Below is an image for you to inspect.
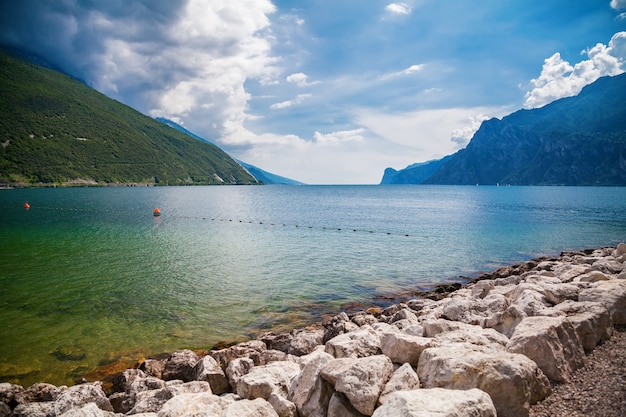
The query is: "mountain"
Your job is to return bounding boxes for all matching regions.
[156,117,304,185]
[380,155,453,184]
[236,161,304,185]
[155,118,211,144]
[0,52,258,186]
[382,73,626,186]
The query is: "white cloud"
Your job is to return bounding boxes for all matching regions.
[611,0,626,10]
[523,31,626,108]
[286,72,320,86]
[450,114,490,147]
[354,106,509,159]
[381,64,425,80]
[313,129,366,145]
[385,3,412,15]
[270,93,312,109]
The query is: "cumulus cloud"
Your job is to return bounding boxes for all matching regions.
[286,72,320,86]
[313,129,366,145]
[523,31,626,108]
[611,0,626,10]
[270,93,312,109]
[0,0,280,143]
[450,114,490,147]
[385,3,412,15]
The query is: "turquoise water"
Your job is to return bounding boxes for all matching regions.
[1,185,625,386]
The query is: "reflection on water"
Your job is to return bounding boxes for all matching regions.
[1,185,625,386]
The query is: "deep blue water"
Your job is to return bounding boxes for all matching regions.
[1,185,625,386]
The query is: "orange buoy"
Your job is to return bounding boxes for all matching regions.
[23,202,30,209]
[153,207,161,216]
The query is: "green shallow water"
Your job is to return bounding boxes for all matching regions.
[1,185,625,386]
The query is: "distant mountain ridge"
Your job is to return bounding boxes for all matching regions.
[0,52,258,186]
[381,73,626,186]
[155,118,303,185]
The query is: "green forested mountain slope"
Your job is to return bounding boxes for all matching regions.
[0,52,258,186]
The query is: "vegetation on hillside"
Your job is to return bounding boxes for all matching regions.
[0,52,258,186]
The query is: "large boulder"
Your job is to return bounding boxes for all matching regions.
[579,280,626,325]
[53,383,113,416]
[379,332,437,366]
[320,355,394,416]
[288,328,324,356]
[225,357,254,389]
[210,340,267,370]
[371,388,496,417]
[322,312,359,343]
[15,383,62,404]
[546,300,613,352]
[378,363,420,405]
[325,325,381,358]
[221,397,279,417]
[327,392,366,417]
[156,392,222,417]
[57,402,117,417]
[236,361,300,401]
[288,349,334,417]
[192,355,230,394]
[417,343,550,417]
[126,381,211,415]
[162,350,200,382]
[10,402,55,417]
[507,316,585,383]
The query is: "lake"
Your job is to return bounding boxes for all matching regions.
[1,185,625,386]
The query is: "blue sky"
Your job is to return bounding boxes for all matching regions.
[1,1,626,183]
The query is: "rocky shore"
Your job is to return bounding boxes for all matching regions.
[2,243,626,417]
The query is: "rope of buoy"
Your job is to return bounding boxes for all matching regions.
[2,204,417,237]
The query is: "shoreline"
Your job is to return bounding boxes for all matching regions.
[1,243,625,416]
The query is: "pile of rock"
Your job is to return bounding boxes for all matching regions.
[2,244,625,417]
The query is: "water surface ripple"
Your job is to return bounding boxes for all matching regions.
[1,185,625,386]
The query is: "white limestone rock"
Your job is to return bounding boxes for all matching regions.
[575,270,611,283]
[579,279,626,325]
[325,325,382,358]
[54,383,113,416]
[507,316,585,383]
[192,355,230,394]
[591,257,624,274]
[371,388,496,417]
[320,355,394,416]
[221,398,279,417]
[58,402,118,417]
[546,300,613,352]
[417,343,550,417]
[226,357,254,389]
[288,349,334,417]
[380,332,437,366]
[236,361,300,400]
[378,363,420,405]
[327,393,366,417]
[156,392,221,417]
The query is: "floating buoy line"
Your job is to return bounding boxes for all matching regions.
[5,203,417,238]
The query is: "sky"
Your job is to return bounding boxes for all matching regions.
[1,1,626,184]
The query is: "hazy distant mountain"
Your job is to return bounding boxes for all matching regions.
[380,155,453,184]
[0,52,258,186]
[236,161,304,185]
[382,73,626,186]
[156,117,304,185]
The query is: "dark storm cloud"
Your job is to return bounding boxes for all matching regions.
[0,0,184,85]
